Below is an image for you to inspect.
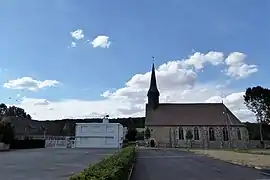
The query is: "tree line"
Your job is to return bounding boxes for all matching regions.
[0,103,32,119]
[0,103,32,144]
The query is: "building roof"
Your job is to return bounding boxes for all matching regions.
[145,103,244,126]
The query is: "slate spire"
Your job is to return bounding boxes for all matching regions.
[147,61,160,110]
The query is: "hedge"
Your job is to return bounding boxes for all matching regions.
[69,146,135,180]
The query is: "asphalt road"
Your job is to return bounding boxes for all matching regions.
[131,148,269,180]
[0,148,116,180]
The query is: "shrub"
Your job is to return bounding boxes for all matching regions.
[0,121,14,145]
[70,146,135,180]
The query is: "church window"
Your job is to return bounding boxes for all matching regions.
[209,127,215,141]
[194,127,199,140]
[223,127,229,141]
[237,128,241,140]
[178,127,184,140]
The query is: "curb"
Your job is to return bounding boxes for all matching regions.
[260,171,270,177]
[127,161,135,180]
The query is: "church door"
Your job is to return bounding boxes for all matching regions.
[150,139,155,147]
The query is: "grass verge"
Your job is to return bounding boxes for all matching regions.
[69,146,135,180]
[184,149,270,169]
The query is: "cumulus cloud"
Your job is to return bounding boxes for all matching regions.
[3,77,59,91]
[183,51,224,70]
[70,29,84,40]
[13,51,258,122]
[225,52,258,79]
[91,35,111,48]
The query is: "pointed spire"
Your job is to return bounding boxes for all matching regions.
[147,57,160,110]
[148,63,159,93]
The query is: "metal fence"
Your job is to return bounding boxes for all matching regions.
[45,136,75,148]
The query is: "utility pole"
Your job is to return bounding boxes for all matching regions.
[118,123,120,151]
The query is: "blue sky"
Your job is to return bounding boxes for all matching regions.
[0,0,269,120]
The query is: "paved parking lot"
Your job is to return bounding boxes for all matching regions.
[0,148,116,180]
[131,148,269,180]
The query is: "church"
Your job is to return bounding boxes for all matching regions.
[145,63,249,149]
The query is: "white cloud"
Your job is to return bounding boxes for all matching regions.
[225,52,258,79]
[91,35,111,48]
[71,42,76,48]
[3,77,60,91]
[13,51,258,122]
[68,42,76,48]
[183,51,224,70]
[70,29,84,40]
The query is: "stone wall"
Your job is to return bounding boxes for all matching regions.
[146,125,249,149]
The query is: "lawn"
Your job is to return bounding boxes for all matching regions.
[231,149,270,155]
[185,149,270,168]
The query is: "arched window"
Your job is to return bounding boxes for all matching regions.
[194,127,199,140]
[223,127,229,141]
[209,127,215,141]
[178,127,184,140]
[237,128,241,140]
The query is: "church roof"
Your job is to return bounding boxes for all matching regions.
[145,103,244,126]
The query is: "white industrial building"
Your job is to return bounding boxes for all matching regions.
[74,117,125,148]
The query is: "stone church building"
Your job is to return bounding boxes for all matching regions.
[145,63,249,149]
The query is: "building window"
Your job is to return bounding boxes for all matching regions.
[178,127,184,140]
[237,128,241,140]
[194,127,199,140]
[223,127,229,141]
[209,127,215,141]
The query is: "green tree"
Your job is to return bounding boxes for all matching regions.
[125,128,138,142]
[244,86,270,147]
[0,103,7,116]
[0,121,14,144]
[186,129,193,148]
[0,103,32,119]
[145,128,151,139]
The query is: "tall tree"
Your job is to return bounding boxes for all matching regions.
[244,86,270,147]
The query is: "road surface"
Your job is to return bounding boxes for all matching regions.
[130,148,269,180]
[0,148,115,180]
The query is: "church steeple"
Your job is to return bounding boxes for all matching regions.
[147,61,160,110]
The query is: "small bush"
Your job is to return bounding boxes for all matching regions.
[70,146,135,180]
[0,121,14,145]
